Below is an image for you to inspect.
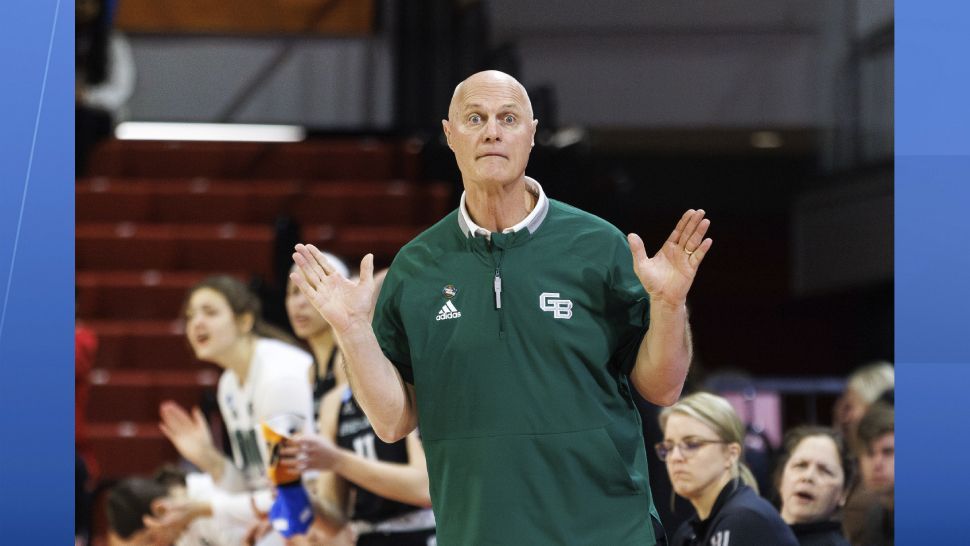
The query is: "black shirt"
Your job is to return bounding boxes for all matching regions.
[334,386,421,523]
[671,481,799,546]
[311,349,339,424]
[790,520,851,546]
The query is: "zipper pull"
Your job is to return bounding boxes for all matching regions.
[494,269,502,309]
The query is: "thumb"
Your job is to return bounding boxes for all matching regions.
[191,406,206,425]
[359,253,375,283]
[627,233,648,263]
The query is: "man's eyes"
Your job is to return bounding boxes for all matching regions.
[466,114,517,124]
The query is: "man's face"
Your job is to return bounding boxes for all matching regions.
[442,74,538,188]
[859,432,894,494]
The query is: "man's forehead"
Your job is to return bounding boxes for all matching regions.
[455,85,526,106]
[458,101,525,112]
[449,73,531,116]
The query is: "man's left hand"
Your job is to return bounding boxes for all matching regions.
[628,209,712,307]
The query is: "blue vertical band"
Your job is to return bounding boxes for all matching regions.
[896,0,970,543]
[0,0,73,542]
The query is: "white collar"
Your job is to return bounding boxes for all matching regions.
[457,177,549,239]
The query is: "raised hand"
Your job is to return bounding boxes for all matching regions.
[158,401,218,473]
[628,209,712,308]
[291,244,376,336]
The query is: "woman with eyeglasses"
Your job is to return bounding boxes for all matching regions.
[658,392,798,546]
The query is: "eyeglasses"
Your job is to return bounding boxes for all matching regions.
[654,439,728,461]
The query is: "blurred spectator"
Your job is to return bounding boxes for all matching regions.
[75,320,97,453]
[76,0,135,175]
[76,454,91,546]
[776,426,852,545]
[834,362,894,454]
[284,255,351,422]
[280,265,436,545]
[659,392,798,545]
[76,299,98,546]
[843,402,894,546]
[106,466,241,545]
[156,276,316,544]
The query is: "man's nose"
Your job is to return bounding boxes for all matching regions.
[483,118,502,141]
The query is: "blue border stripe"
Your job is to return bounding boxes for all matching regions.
[0,0,60,347]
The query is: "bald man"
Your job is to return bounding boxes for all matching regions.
[292,70,712,545]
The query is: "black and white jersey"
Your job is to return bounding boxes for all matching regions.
[312,349,338,426]
[335,386,422,524]
[217,337,315,491]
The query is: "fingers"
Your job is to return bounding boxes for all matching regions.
[688,237,714,267]
[191,406,207,427]
[159,422,176,442]
[306,244,341,277]
[292,246,324,290]
[159,401,192,427]
[278,442,308,472]
[684,218,711,253]
[677,209,704,249]
[289,266,316,301]
[666,210,693,246]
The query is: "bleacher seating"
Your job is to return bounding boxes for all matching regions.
[86,138,422,180]
[76,137,452,494]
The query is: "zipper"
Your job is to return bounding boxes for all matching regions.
[489,241,506,337]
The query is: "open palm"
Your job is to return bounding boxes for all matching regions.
[628,209,712,307]
[158,401,216,469]
[291,244,376,335]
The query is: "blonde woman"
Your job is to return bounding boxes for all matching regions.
[659,392,797,546]
[834,361,894,452]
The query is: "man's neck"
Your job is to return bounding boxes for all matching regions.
[464,177,535,233]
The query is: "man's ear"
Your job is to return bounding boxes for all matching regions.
[531,118,539,147]
[442,119,454,151]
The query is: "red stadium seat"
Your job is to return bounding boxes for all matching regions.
[303,224,424,268]
[86,319,204,371]
[86,422,181,481]
[87,139,419,180]
[76,223,275,278]
[76,271,213,320]
[87,369,219,422]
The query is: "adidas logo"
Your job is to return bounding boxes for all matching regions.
[435,300,462,321]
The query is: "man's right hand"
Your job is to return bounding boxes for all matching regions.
[291,244,376,337]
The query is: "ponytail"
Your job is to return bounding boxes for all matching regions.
[737,462,759,494]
